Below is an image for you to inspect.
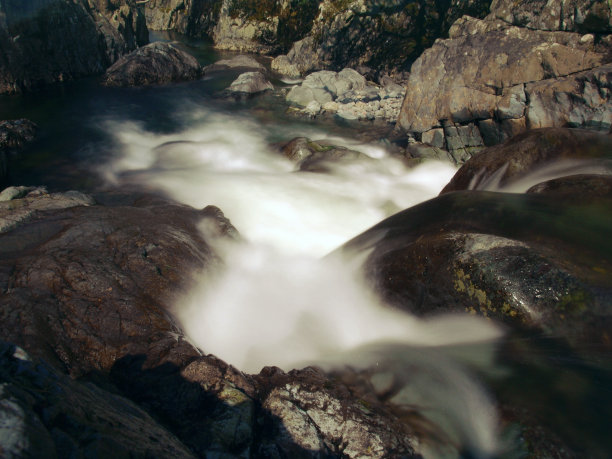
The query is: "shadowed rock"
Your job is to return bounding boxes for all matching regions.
[0,0,147,94]
[103,41,203,87]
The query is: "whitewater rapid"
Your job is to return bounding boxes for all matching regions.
[101,106,504,457]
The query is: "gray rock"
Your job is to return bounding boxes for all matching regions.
[287,85,333,107]
[0,188,95,233]
[286,68,403,122]
[227,71,273,94]
[103,41,202,87]
[271,36,320,77]
[421,128,446,149]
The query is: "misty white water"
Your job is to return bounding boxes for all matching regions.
[101,105,504,456]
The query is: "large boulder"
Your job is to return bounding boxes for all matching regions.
[102,41,203,86]
[0,0,148,94]
[341,128,612,358]
[397,13,611,160]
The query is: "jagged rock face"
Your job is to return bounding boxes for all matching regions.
[489,0,612,33]
[0,0,148,94]
[397,11,612,161]
[272,0,493,78]
[143,0,222,37]
[212,0,322,54]
[102,41,203,86]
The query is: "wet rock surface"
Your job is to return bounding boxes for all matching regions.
[441,128,612,193]
[0,0,147,94]
[342,130,612,360]
[102,41,203,87]
[279,136,372,172]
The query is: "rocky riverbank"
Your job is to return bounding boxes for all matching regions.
[0,0,148,94]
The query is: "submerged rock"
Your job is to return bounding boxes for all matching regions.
[102,42,203,87]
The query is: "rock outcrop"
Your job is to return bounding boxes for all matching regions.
[489,0,612,33]
[272,0,493,78]
[212,0,321,54]
[397,0,612,161]
[0,0,148,94]
[102,41,203,86]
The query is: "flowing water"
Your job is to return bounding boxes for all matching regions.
[2,32,611,458]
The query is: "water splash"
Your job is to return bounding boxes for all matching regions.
[470,159,612,193]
